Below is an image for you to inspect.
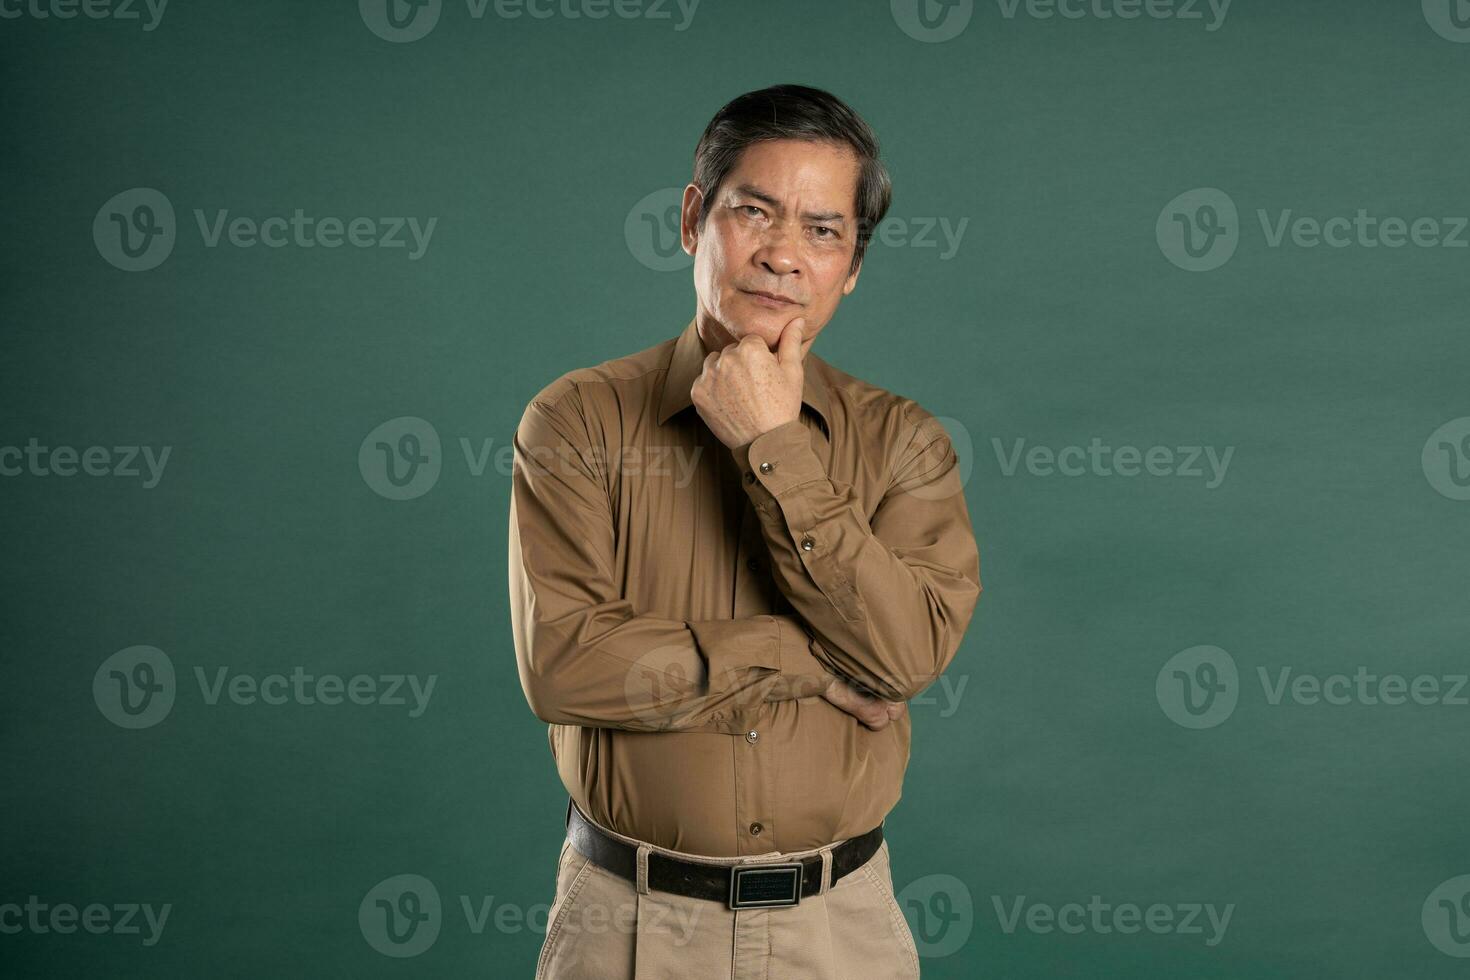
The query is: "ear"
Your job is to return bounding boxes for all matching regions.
[842,254,863,295]
[680,183,704,257]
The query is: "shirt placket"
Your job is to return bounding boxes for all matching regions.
[720,447,782,855]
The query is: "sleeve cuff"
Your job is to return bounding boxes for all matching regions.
[686,615,785,675]
[684,614,833,704]
[733,420,829,518]
[771,615,834,701]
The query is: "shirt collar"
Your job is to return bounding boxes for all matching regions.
[656,317,833,433]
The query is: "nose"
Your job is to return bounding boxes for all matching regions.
[752,221,801,278]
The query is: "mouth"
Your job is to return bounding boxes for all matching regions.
[740,289,799,308]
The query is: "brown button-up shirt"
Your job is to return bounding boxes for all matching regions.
[509,317,982,857]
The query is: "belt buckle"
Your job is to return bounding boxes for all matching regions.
[728,862,803,910]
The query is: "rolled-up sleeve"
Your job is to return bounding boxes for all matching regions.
[509,389,834,732]
[731,407,982,702]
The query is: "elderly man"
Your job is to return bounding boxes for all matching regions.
[510,83,981,979]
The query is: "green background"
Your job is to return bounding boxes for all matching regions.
[3,0,1468,976]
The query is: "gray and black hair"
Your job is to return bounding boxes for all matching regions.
[691,84,892,275]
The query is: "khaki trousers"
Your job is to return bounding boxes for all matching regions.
[535,808,921,979]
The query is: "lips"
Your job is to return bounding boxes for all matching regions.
[742,289,798,305]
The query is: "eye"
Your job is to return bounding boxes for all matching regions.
[812,226,837,239]
[738,205,764,218]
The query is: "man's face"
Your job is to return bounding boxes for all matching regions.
[682,138,863,352]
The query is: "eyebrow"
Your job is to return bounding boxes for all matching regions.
[731,183,848,224]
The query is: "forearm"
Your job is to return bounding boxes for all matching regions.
[510,493,833,731]
[733,419,982,701]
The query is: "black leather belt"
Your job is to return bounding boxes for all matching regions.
[564,799,884,910]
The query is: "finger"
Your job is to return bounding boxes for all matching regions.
[776,317,806,366]
[735,334,767,360]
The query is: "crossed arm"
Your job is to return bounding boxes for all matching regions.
[508,386,981,734]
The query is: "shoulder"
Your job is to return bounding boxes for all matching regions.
[812,355,954,456]
[520,333,677,423]
[524,334,676,411]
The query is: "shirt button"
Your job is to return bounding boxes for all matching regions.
[745,730,759,743]
[749,822,764,836]
[744,472,756,484]
[746,559,760,572]
[800,536,815,551]
[759,461,774,474]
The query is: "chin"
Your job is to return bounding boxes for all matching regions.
[734,321,782,346]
